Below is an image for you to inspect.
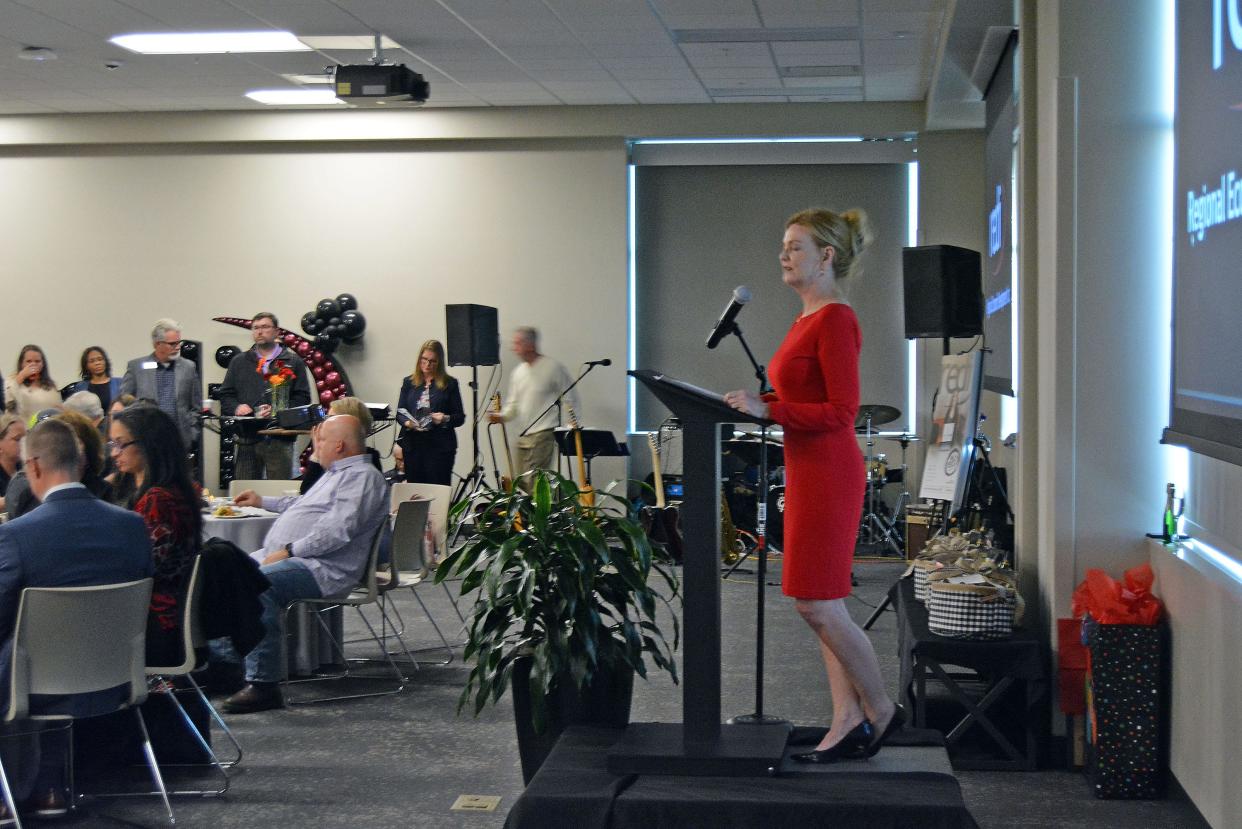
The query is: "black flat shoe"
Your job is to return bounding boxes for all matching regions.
[862,703,907,759]
[791,720,874,764]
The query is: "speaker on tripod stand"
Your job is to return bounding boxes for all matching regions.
[445,304,500,505]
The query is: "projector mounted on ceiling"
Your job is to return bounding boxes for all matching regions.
[334,63,429,106]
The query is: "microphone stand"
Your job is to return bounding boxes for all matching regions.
[519,362,606,478]
[718,322,788,729]
[519,362,606,439]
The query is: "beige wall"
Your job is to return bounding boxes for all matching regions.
[0,139,629,486]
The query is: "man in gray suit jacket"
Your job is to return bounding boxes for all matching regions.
[121,318,202,448]
[0,419,153,816]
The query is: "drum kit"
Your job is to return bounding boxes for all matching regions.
[855,404,918,557]
[718,403,917,559]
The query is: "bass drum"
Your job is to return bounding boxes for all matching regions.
[766,485,785,550]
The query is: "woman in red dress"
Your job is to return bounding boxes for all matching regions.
[725,208,904,763]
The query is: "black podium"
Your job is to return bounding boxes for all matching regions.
[609,370,790,776]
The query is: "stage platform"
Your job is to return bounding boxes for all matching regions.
[505,725,979,829]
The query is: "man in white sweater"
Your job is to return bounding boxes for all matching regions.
[489,327,577,484]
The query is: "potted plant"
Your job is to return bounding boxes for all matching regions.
[435,470,680,783]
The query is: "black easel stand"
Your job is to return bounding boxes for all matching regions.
[713,323,787,729]
[611,371,789,776]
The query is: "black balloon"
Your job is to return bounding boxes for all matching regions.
[314,332,340,352]
[328,316,340,327]
[336,293,358,312]
[301,312,320,335]
[322,324,338,337]
[214,345,242,368]
[316,298,341,319]
[341,310,366,337]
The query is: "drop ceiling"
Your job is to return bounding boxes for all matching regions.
[0,0,957,115]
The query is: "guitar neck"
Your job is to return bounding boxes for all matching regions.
[648,434,667,509]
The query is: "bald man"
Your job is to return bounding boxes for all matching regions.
[221,415,388,713]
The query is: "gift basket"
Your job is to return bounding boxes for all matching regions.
[909,530,1023,640]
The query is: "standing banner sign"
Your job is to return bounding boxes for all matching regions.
[919,352,983,510]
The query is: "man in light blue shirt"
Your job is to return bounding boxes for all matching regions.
[221,414,388,713]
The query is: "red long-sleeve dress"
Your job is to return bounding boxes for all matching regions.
[765,303,864,599]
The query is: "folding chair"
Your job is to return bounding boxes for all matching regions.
[4,579,174,825]
[282,526,416,703]
[388,483,466,627]
[143,556,241,790]
[374,500,455,665]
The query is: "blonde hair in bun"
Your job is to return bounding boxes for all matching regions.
[785,207,872,282]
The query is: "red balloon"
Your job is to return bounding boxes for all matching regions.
[319,390,334,405]
[324,371,340,386]
[311,364,326,379]
[310,351,323,363]
[282,333,297,344]
[296,340,311,356]
[336,385,347,396]
[316,379,325,390]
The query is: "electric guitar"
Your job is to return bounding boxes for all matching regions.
[491,392,515,491]
[566,404,595,508]
[642,432,683,561]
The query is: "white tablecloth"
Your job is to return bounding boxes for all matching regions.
[201,507,278,552]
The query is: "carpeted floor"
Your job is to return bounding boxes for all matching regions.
[62,558,1206,828]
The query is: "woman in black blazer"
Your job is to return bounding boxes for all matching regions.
[397,339,465,486]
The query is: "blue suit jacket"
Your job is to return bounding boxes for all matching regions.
[0,486,154,715]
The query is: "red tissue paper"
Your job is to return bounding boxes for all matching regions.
[1070,563,1163,626]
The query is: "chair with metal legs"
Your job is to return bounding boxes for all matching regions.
[0,749,22,827]
[142,556,241,790]
[390,483,467,627]
[374,499,455,665]
[282,525,416,703]
[3,579,174,826]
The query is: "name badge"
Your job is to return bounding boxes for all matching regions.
[142,361,158,370]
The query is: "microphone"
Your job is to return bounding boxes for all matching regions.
[584,358,612,367]
[705,286,752,349]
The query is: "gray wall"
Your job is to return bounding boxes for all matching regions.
[634,163,910,431]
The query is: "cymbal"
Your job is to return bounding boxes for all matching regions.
[855,404,901,429]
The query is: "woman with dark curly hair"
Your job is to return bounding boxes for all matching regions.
[110,403,201,665]
[63,345,122,415]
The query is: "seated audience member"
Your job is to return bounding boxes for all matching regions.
[64,346,122,415]
[3,345,60,423]
[298,397,382,494]
[5,410,111,521]
[0,419,152,817]
[63,389,107,432]
[0,412,25,513]
[216,414,388,713]
[109,392,137,418]
[384,443,406,485]
[109,404,202,665]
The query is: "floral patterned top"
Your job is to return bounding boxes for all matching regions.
[134,486,200,662]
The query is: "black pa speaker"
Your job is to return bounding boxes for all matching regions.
[902,245,983,339]
[445,304,500,367]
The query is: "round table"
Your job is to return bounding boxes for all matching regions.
[201,507,278,552]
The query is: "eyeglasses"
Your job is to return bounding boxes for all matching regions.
[159,340,183,349]
[252,324,276,331]
[108,439,137,453]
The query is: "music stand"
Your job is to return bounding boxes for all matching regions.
[553,427,629,485]
[610,370,790,777]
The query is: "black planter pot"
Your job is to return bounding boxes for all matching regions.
[510,657,634,784]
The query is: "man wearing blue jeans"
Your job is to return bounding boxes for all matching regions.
[218,414,388,714]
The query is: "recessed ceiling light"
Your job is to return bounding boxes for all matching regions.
[18,46,58,61]
[245,89,344,106]
[111,31,310,55]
